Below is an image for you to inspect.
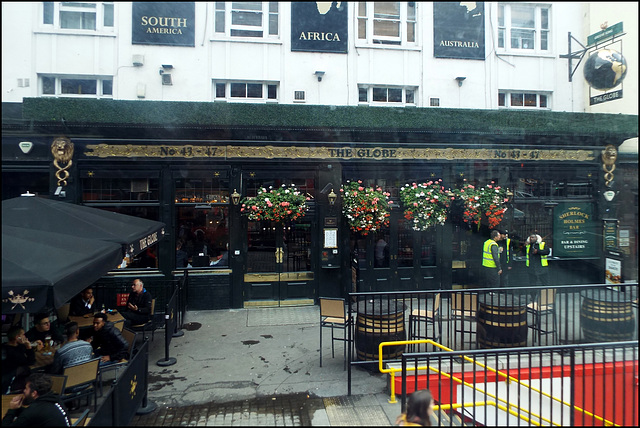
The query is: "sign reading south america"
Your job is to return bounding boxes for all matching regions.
[291,2,347,53]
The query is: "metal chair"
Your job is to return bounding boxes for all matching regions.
[130,298,156,341]
[59,358,100,412]
[319,297,350,370]
[49,374,68,395]
[70,407,90,426]
[408,293,442,352]
[98,328,138,395]
[451,292,478,349]
[527,288,557,345]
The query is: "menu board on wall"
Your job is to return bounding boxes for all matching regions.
[291,2,347,53]
[433,2,485,59]
[553,202,596,257]
[132,2,195,47]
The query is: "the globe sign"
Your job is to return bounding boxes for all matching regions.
[583,49,628,91]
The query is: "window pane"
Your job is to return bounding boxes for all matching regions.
[511,93,524,107]
[215,11,225,32]
[511,6,535,28]
[60,11,96,30]
[541,8,549,30]
[61,79,96,95]
[498,29,504,48]
[524,93,537,107]
[267,84,277,99]
[388,88,402,102]
[230,29,262,37]
[215,83,225,98]
[358,18,366,39]
[246,83,262,98]
[359,87,367,102]
[398,220,413,267]
[358,2,366,16]
[420,231,436,267]
[232,11,262,27]
[103,3,114,27]
[102,79,112,95]
[269,13,278,35]
[374,2,400,18]
[498,92,505,106]
[405,90,415,104]
[43,2,54,24]
[407,22,415,43]
[372,88,387,102]
[269,2,278,12]
[539,95,547,108]
[498,4,504,26]
[42,76,55,94]
[374,19,399,37]
[512,29,534,49]
[541,31,548,51]
[232,2,262,11]
[230,83,246,97]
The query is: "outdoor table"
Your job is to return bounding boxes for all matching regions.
[353,297,407,363]
[580,288,636,342]
[68,311,124,329]
[477,292,530,349]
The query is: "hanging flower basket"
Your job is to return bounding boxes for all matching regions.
[340,180,391,235]
[240,184,309,223]
[452,180,509,229]
[399,180,453,231]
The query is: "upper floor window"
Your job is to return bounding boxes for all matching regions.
[357,2,416,46]
[498,4,549,52]
[42,2,114,31]
[359,85,416,106]
[41,75,113,98]
[214,2,279,38]
[214,81,278,102]
[498,91,549,109]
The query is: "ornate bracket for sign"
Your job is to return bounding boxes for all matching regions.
[601,144,617,187]
[51,137,74,187]
[559,32,589,82]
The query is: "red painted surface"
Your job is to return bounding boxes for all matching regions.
[397,360,638,426]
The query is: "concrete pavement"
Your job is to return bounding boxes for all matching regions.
[130,306,403,426]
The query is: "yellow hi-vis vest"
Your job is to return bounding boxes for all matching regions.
[482,239,498,268]
[526,241,549,267]
[505,238,511,263]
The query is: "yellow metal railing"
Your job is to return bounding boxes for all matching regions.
[378,339,618,427]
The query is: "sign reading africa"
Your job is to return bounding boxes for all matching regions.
[433,2,485,60]
[291,2,347,53]
[132,2,195,47]
[553,202,596,257]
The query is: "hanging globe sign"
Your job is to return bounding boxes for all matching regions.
[583,49,627,90]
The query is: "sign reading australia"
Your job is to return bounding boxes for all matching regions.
[291,2,347,53]
[132,2,195,47]
[434,2,485,60]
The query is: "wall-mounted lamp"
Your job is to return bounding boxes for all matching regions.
[455,76,466,87]
[231,189,241,205]
[327,189,337,206]
[160,64,173,85]
[314,71,325,82]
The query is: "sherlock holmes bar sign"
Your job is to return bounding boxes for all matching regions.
[553,202,596,257]
[434,2,485,60]
[291,2,347,53]
[132,2,194,47]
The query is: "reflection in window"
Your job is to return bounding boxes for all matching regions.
[176,206,229,269]
[40,75,113,98]
[82,177,159,201]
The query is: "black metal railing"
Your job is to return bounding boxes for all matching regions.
[346,283,638,395]
[399,341,638,427]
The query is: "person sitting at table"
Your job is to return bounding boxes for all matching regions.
[69,287,99,317]
[86,313,128,367]
[48,322,93,375]
[122,278,152,329]
[24,314,64,346]
[1,326,42,394]
[2,373,71,426]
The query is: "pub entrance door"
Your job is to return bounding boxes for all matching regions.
[242,176,316,307]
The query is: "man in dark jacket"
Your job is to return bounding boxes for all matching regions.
[122,278,152,328]
[2,373,70,426]
[24,314,64,346]
[69,286,99,317]
[86,313,128,367]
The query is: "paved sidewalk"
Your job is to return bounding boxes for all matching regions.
[130,307,402,426]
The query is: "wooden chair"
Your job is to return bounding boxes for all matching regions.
[59,358,100,412]
[70,407,90,426]
[527,288,557,345]
[98,328,138,395]
[130,298,157,341]
[112,319,124,331]
[319,297,350,370]
[2,394,21,419]
[451,292,478,349]
[56,303,71,325]
[408,293,442,352]
[49,374,68,395]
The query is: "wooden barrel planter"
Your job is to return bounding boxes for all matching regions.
[354,298,406,363]
[580,290,636,342]
[477,293,528,349]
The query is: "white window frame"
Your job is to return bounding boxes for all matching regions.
[41,2,114,33]
[357,2,417,47]
[358,85,417,106]
[498,91,550,109]
[40,75,113,98]
[498,3,550,54]
[213,2,279,39]
[213,81,279,103]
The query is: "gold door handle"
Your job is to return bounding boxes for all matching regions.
[275,247,284,264]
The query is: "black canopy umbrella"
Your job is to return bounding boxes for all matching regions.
[2,196,166,258]
[2,225,124,313]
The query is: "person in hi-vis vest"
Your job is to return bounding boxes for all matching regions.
[498,230,513,287]
[481,229,502,288]
[526,234,550,286]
